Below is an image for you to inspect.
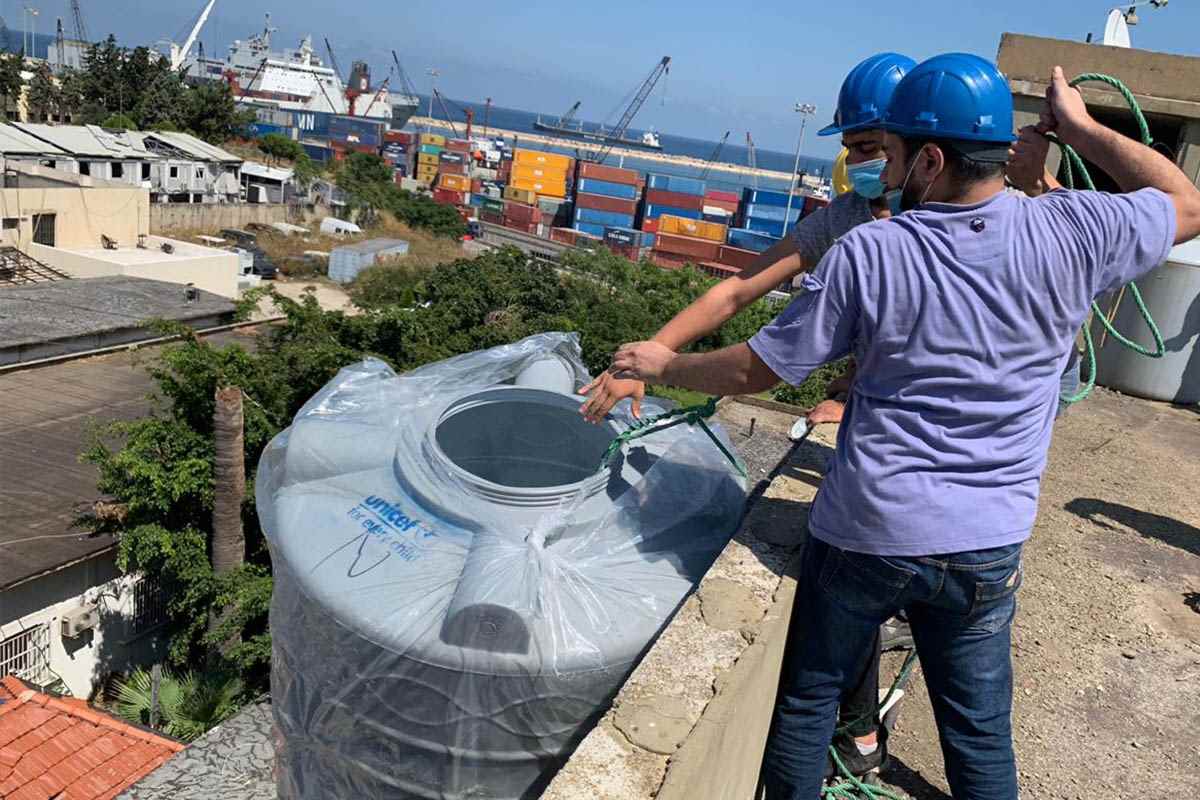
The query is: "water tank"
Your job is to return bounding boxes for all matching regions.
[1093,238,1200,404]
[257,333,745,799]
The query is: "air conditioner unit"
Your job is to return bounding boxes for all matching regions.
[60,604,99,638]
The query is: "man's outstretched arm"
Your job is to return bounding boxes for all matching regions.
[610,341,782,397]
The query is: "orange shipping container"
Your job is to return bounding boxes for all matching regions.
[513,148,573,172]
[510,178,566,199]
[504,185,537,205]
[512,163,568,185]
[439,173,470,191]
[658,215,728,243]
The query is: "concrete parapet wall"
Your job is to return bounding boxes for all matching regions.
[543,417,835,800]
[149,203,300,233]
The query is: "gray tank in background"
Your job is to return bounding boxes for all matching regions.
[256,333,746,799]
[1094,238,1200,404]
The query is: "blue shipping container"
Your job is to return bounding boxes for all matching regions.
[293,110,332,137]
[245,122,294,140]
[727,228,779,253]
[646,173,706,197]
[643,204,703,221]
[604,226,647,247]
[741,188,794,208]
[302,142,335,163]
[577,178,639,200]
[574,222,607,238]
[468,194,485,208]
[743,204,802,224]
[329,115,384,147]
[575,207,636,228]
[743,216,796,237]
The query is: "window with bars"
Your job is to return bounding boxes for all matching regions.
[128,578,169,636]
[0,624,51,685]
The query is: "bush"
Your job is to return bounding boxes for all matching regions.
[770,358,850,409]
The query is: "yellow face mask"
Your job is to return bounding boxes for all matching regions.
[832,147,852,196]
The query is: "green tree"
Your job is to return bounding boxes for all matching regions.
[134,69,186,131]
[113,667,244,742]
[0,53,24,118]
[336,152,395,224]
[25,62,62,122]
[291,152,321,191]
[183,81,253,143]
[257,132,303,165]
[101,112,138,130]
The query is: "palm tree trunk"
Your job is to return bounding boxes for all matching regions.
[212,386,245,574]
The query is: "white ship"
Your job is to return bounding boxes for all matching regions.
[176,5,419,128]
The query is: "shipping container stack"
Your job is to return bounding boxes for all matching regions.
[639,173,707,239]
[415,133,445,188]
[727,187,801,253]
[432,138,472,207]
[383,130,415,184]
[572,162,643,245]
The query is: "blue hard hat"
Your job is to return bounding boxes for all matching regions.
[818,52,917,137]
[881,52,1014,144]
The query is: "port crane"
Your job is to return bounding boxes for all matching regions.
[591,55,671,163]
[169,0,215,70]
[70,0,88,43]
[433,90,479,142]
[699,131,730,179]
[390,49,420,101]
[746,131,759,188]
[555,100,582,129]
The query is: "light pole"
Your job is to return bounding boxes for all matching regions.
[1118,0,1168,25]
[784,102,817,236]
[24,6,40,57]
[425,68,440,132]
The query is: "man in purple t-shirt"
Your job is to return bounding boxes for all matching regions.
[606,56,1200,799]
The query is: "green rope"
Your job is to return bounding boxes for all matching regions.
[599,396,748,478]
[820,650,919,800]
[1053,73,1167,404]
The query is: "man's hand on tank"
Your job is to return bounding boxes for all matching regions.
[578,373,644,423]
[807,399,845,426]
[610,341,678,383]
[1038,65,1094,145]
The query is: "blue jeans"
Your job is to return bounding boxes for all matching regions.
[763,535,1023,800]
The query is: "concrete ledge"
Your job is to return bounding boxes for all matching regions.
[543,415,834,800]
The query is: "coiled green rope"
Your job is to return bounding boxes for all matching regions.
[600,395,747,478]
[1054,73,1166,404]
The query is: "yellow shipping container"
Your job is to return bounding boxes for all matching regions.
[504,185,538,205]
[420,133,447,147]
[512,163,568,185]
[439,173,470,191]
[417,152,440,167]
[658,215,728,243]
[417,166,439,179]
[511,178,566,199]
[513,149,573,172]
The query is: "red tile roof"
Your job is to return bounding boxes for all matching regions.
[0,675,185,800]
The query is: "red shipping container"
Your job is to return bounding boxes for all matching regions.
[574,192,638,215]
[705,199,740,214]
[576,162,641,185]
[480,210,505,225]
[606,242,639,261]
[803,195,831,215]
[550,227,579,245]
[432,188,464,206]
[705,189,740,203]
[717,245,760,271]
[503,201,543,225]
[650,251,691,270]
[438,162,467,176]
[503,218,539,235]
[385,130,415,145]
[645,188,705,211]
[700,261,741,280]
[654,232,721,261]
[446,139,471,153]
[471,179,484,193]
[641,218,660,234]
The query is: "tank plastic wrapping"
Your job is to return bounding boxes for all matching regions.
[257,332,747,799]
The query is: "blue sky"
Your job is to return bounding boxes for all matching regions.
[13,0,1199,156]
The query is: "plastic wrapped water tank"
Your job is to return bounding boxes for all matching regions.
[256,332,746,799]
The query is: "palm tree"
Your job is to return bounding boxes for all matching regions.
[113,667,244,742]
[212,386,245,576]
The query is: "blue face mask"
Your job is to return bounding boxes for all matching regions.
[884,152,923,216]
[845,158,887,199]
